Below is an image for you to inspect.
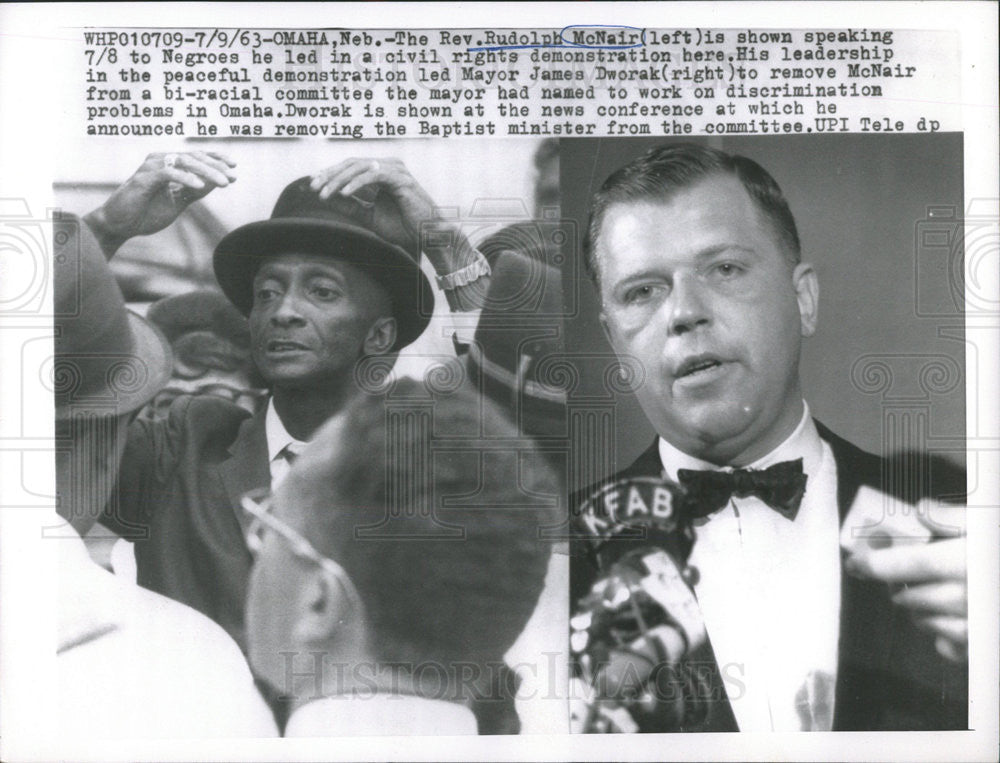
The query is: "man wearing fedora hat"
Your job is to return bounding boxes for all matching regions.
[52,212,278,738]
[83,151,493,653]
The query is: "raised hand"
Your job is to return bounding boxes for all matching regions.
[83,151,237,256]
[308,157,451,260]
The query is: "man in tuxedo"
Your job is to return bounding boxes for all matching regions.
[86,152,491,652]
[569,143,967,732]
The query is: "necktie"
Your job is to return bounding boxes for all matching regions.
[271,442,304,489]
[675,458,807,520]
[282,442,303,465]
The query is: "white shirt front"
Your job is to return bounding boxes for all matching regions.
[657,403,842,731]
[285,693,479,736]
[264,397,308,488]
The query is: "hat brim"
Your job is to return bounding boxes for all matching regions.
[54,311,174,420]
[213,218,434,351]
[125,312,174,411]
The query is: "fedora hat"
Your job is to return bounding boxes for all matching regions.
[145,289,250,349]
[213,177,434,351]
[463,248,567,441]
[53,213,173,419]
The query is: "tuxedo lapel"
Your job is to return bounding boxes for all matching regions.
[217,404,270,538]
[620,432,877,731]
[622,439,665,480]
[818,420,898,730]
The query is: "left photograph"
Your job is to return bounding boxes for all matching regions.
[49,138,570,737]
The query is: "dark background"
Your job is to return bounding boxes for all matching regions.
[561,134,965,490]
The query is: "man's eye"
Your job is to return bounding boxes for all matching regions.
[715,262,743,277]
[255,287,279,302]
[624,285,657,304]
[311,285,340,300]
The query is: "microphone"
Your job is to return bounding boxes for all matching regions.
[571,476,707,732]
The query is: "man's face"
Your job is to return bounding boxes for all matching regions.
[249,252,393,389]
[596,173,818,465]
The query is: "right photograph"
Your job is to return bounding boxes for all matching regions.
[562,135,969,733]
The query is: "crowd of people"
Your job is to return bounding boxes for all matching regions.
[54,147,566,737]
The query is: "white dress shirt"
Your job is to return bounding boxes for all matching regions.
[265,397,308,489]
[657,403,842,731]
[285,693,479,736]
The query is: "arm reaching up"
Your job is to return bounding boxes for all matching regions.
[83,151,237,257]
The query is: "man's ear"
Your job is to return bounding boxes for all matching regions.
[292,569,351,645]
[792,262,819,337]
[364,316,397,356]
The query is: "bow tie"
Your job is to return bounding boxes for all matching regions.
[675,458,808,520]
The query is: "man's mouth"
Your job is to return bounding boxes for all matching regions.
[674,354,726,380]
[265,339,308,352]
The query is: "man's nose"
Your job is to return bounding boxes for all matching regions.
[667,274,711,336]
[269,292,306,326]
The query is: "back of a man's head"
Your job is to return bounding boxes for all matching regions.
[283,377,559,673]
[583,143,802,285]
[53,213,172,533]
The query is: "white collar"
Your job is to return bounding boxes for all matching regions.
[264,397,307,463]
[285,693,479,736]
[658,402,823,482]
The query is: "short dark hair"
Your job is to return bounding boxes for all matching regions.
[583,143,801,286]
[288,378,559,672]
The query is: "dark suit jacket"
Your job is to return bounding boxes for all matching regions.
[104,395,267,652]
[569,421,968,731]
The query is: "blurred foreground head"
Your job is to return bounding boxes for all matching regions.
[245,378,560,713]
[53,213,172,534]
